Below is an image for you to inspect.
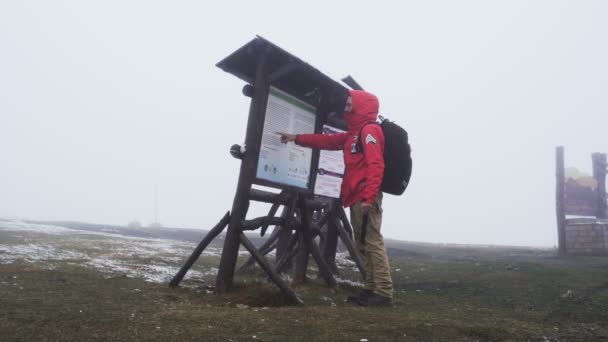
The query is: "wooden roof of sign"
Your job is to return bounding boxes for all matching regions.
[216,35,349,126]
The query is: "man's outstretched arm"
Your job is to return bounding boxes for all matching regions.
[276,132,347,151]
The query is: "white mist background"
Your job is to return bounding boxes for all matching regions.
[1,1,607,247]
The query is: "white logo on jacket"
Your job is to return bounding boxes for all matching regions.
[365,133,377,145]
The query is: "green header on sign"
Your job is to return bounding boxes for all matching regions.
[269,87,316,113]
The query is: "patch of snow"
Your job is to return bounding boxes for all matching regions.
[0,219,285,285]
[335,252,356,268]
[0,244,87,263]
[0,221,73,235]
[335,277,364,288]
[85,257,206,283]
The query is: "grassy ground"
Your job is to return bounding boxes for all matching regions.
[1,226,608,341]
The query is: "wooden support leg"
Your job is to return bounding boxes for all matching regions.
[238,224,282,272]
[216,211,248,293]
[334,217,367,279]
[308,233,337,287]
[322,215,339,275]
[170,212,231,288]
[239,198,294,272]
[299,199,336,287]
[276,229,293,266]
[260,191,288,236]
[239,233,303,305]
[338,207,354,238]
[293,229,310,285]
[276,197,297,269]
[275,234,299,274]
[318,226,327,253]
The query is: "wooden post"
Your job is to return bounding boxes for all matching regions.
[216,43,270,293]
[276,196,297,270]
[322,218,340,274]
[293,198,311,284]
[293,231,310,285]
[322,202,340,274]
[556,146,566,256]
[169,212,231,288]
[592,153,608,219]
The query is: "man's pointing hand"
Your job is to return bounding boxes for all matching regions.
[276,132,297,144]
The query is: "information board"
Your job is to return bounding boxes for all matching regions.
[313,125,345,198]
[256,87,316,189]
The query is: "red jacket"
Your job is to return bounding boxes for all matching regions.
[296,90,385,207]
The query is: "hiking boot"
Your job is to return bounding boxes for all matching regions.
[346,289,374,303]
[357,293,393,307]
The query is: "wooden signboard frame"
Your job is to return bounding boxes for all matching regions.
[169,37,364,304]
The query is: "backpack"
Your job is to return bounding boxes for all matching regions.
[357,116,412,195]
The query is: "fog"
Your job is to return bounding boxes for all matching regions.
[1,1,607,247]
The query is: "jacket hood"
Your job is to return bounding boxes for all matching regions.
[344,90,379,132]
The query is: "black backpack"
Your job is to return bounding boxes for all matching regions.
[357,116,412,195]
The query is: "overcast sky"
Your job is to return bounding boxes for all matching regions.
[1,1,606,247]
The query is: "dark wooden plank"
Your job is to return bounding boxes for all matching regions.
[250,189,290,204]
[241,216,286,231]
[170,212,230,288]
[341,75,364,91]
[239,233,304,305]
[268,62,303,82]
[249,189,328,210]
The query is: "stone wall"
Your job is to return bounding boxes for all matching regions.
[565,218,608,255]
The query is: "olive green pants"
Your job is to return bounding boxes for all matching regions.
[350,193,393,298]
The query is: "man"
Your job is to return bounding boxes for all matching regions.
[278,90,393,306]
